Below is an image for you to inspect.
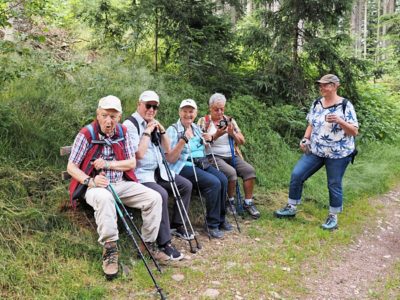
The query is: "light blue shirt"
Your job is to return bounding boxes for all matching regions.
[307,98,359,159]
[123,112,172,183]
[167,119,205,174]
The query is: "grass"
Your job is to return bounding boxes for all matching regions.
[1,54,400,298]
[2,140,400,299]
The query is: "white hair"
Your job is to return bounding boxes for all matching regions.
[209,93,226,106]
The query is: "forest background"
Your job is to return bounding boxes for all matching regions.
[1,0,400,299]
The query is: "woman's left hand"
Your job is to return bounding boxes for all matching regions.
[325,114,343,125]
[227,123,236,136]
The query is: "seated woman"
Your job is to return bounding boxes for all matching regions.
[197,93,260,219]
[166,99,232,239]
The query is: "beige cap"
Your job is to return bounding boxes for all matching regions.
[98,95,122,113]
[179,99,197,109]
[139,90,160,103]
[316,74,340,84]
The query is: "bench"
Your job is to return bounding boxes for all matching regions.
[60,146,72,180]
[59,145,97,228]
[60,145,205,227]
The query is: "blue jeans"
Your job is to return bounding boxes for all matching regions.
[180,165,228,228]
[288,153,352,213]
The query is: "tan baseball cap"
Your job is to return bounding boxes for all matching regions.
[316,74,340,84]
[98,95,122,113]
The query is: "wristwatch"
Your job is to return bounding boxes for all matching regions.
[83,177,91,186]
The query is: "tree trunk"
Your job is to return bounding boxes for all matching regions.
[376,0,381,62]
[363,0,368,59]
[155,8,159,72]
[293,24,299,63]
[382,0,396,55]
[351,0,364,57]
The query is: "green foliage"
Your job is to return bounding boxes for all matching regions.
[0,2,400,297]
[236,0,366,105]
[223,95,296,189]
[356,82,400,142]
[265,104,308,148]
[72,0,240,91]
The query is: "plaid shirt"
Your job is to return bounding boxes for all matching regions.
[69,128,135,183]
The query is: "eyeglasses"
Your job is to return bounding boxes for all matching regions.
[145,104,159,110]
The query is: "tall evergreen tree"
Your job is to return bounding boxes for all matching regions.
[237,0,365,105]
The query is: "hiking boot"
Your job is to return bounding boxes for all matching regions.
[102,241,119,280]
[244,201,261,219]
[160,243,184,261]
[207,227,224,239]
[219,220,233,232]
[321,214,338,231]
[171,225,194,240]
[226,199,237,215]
[274,204,297,218]
[139,242,171,263]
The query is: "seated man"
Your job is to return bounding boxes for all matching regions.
[124,90,193,261]
[67,95,163,280]
[198,93,260,219]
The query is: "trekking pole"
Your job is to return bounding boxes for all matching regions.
[228,136,244,215]
[94,165,162,272]
[187,145,212,240]
[152,132,202,253]
[107,184,162,273]
[107,184,166,300]
[159,149,202,252]
[207,142,241,233]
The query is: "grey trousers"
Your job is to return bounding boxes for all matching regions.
[143,174,192,246]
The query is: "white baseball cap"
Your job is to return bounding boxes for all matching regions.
[139,90,160,103]
[98,95,122,113]
[179,99,197,110]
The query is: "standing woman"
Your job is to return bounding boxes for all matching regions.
[275,74,359,230]
[166,99,232,239]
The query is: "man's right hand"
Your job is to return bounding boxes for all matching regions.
[145,120,158,135]
[93,171,109,188]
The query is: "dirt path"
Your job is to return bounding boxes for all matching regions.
[303,186,400,299]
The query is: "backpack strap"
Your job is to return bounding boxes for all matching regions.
[341,98,348,115]
[313,97,348,115]
[204,115,211,132]
[126,115,140,135]
[114,123,125,142]
[171,124,179,133]
[312,97,323,110]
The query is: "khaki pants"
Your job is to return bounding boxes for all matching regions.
[209,155,256,181]
[85,181,162,245]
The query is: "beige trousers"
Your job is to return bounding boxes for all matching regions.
[85,181,162,245]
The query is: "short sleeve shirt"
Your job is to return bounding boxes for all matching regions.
[68,125,135,183]
[307,98,359,159]
[123,112,172,183]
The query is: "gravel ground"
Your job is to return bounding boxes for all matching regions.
[303,186,400,300]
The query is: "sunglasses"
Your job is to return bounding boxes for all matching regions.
[145,103,159,110]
